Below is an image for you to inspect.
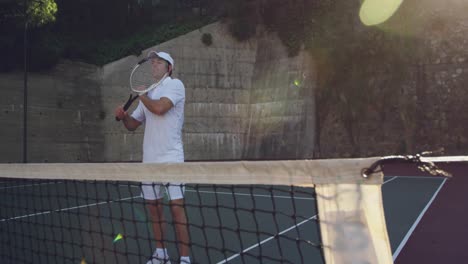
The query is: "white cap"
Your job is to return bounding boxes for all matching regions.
[148,51,174,68]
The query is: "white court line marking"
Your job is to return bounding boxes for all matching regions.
[0,182,62,190]
[383,175,445,185]
[217,174,397,263]
[121,185,315,200]
[216,215,318,264]
[186,190,315,201]
[383,176,397,184]
[0,195,141,222]
[392,177,447,261]
[386,175,447,180]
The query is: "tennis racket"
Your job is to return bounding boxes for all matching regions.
[115,54,167,121]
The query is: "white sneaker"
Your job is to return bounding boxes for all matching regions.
[146,255,171,264]
[179,256,191,264]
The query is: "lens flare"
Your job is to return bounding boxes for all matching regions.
[359,0,404,26]
[293,79,301,87]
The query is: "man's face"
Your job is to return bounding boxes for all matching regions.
[150,58,169,80]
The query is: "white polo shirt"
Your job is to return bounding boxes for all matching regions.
[131,77,185,163]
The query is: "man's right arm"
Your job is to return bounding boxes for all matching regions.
[115,106,142,131]
[122,114,141,131]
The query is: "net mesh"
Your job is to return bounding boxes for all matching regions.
[0,159,392,264]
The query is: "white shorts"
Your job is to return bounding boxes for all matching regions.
[141,182,185,200]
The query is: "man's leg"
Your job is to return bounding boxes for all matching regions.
[147,199,168,255]
[170,198,190,259]
[142,182,172,263]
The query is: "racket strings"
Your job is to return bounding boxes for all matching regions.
[131,62,154,93]
[130,63,168,95]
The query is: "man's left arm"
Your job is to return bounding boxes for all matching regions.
[139,95,174,116]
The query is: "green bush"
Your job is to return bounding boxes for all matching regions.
[225,0,257,41]
[72,18,213,66]
[1,15,214,71]
[201,33,213,46]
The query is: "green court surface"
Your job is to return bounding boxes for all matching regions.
[382,175,446,261]
[0,174,446,264]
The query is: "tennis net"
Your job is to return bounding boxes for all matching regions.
[0,158,392,264]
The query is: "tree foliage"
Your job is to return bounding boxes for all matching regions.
[0,0,56,71]
[0,0,57,27]
[27,0,57,26]
[226,0,425,156]
[224,0,258,41]
[306,1,423,156]
[0,0,217,71]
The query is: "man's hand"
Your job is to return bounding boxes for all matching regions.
[114,106,141,131]
[115,106,129,121]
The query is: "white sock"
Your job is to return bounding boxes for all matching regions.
[180,256,190,263]
[154,248,169,259]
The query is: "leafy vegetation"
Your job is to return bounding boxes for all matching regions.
[0,0,219,71]
[225,0,425,156]
[201,33,213,46]
[27,0,57,26]
[0,0,427,156]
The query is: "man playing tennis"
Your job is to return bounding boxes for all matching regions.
[115,51,190,264]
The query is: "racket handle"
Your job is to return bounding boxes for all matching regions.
[115,94,136,122]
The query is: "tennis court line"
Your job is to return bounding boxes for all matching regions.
[0,181,63,190]
[219,175,396,263]
[4,176,390,223]
[0,195,141,222]
[216,215,318,264]
[386,175,447,180]
[186,190,315,201]
[120,184,315,200]
[383,176,397,184]
[392,177,447,260]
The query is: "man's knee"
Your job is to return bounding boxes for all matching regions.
[147,199,164,215]
[170,199,186,219]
